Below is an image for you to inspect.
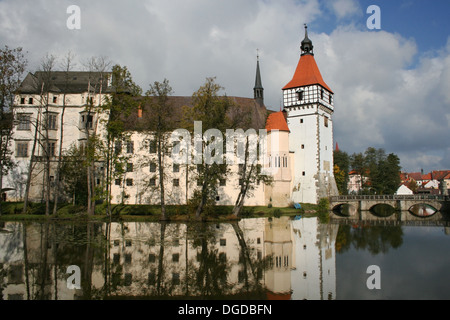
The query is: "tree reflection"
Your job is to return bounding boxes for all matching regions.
[335,224,403,254]
[1,219,273,300]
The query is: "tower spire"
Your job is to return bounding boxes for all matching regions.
[301,24,314,56]
[254,49,264,106]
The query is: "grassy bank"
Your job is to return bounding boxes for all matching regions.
[0,201,319,222]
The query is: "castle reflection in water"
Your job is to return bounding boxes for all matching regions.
[0,217,338,300]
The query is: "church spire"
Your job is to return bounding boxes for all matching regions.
[301,24,314,56]
[254,49,264,106]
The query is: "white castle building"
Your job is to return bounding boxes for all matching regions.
[3,26,337,207]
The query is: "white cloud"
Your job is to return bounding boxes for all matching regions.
[328,0,361,20]
[315,28,450,171]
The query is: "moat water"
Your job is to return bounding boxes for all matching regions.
[1,212,450,300]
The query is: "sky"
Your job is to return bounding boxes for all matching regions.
[0,0,449,173]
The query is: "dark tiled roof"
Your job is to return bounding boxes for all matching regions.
[123,96,268,132]
[18,71,113,94]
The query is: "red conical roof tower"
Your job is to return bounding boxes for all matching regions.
[282,25,333,93]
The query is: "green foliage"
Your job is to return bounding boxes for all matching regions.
[272,208,282,218]
[349,147,402,195]
[183,78,233,217]
[333,150,350,195]
[317,198,330,224]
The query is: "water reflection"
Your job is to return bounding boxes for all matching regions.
[2,215,449,300]
[0,217,338,300]
[409,204,437,218]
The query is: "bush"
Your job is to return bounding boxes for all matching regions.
[273,208,282,218]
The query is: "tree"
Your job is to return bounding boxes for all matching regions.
[52,51,76,215]
[101,64,141,216]
[0,46,27,215]
[333,164,346,195]
[333,149,350,195]
[379,153,401,194]
[60,144,88,206]
[230,127,272,217]
[144,79,174,221]
[350,147,402,195]
[20,53,57,215]
[183,78,231,218]
[83,56,111,215]
[38,54,58,216]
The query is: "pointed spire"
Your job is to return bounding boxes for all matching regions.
[254,49,264,106]
[301,24,314,56]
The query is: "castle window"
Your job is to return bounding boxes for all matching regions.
[17,114,31,130]
[114,141,122,154]
[16,142,29,158]
[46,113,57,130]
[126,141,134,154]
[173,164,180,173]
[46,142,56,157]
[81,114,93,129]
[321,89,324,100]
[126,163,133,172]
[28,98,33,105]
[150,178,156,186]
[53,96,58,104]
[297,91,303,101]
[324,116,329,128]
[173,179,179,187]
[300,118,303,124]
[149,140,157,154]
[301,144,305,149]
[126,179,133,186]
[302,171,306,176]
[115,179,121,186]
[329,95,332,104]
[150,162,156,172]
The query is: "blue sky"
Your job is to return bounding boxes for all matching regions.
[0,0,449,173]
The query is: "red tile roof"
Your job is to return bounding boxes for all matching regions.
[282,54,333,93]
[265,111,290,133]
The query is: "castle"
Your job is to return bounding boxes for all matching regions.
[4,26,338,207]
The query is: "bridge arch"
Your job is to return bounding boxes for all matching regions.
[408,203,438,218]
[369,203,396,217]
[332,203,358,217]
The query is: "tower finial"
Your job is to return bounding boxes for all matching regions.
[301,24,314,56]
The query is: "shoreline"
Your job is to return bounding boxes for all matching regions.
[0,202,319,223]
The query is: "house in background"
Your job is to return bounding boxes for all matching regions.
[400,170,450,196]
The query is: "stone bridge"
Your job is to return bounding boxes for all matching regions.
[329,195,450,213]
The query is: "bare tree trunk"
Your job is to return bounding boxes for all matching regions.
[158,134,167,220]
[53,52,74,215]
[23,83,44,214]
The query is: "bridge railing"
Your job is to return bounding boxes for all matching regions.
[329,195,450,202]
